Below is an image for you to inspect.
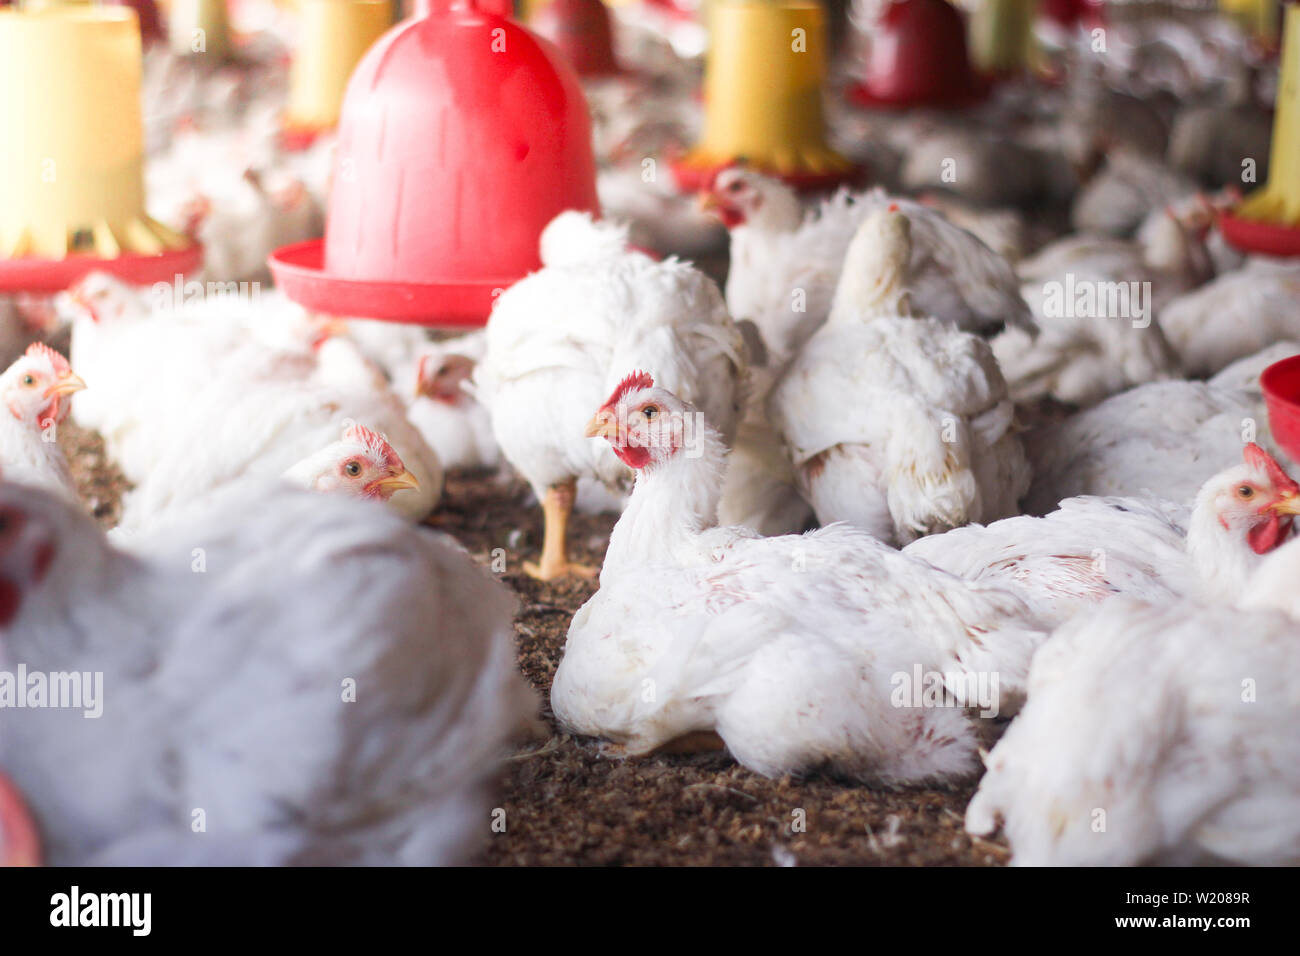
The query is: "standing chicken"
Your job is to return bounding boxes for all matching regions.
[553,377,1048,783]
[0,479,537,865]
[474,212,746,580]
[770,208,1030,545]
[0,344,87,502]
[966,598,1300,866]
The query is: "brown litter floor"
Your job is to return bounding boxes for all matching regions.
[62,423,1011,867]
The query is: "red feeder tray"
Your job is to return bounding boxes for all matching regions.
[1219,210,1300,258]
[532,0,625,79]
[0,245,204,296]
[848,0,990,110]
[1262,354,1300,461]
[0,771,40,867]
[269,0,600,326]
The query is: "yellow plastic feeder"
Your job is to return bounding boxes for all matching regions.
[282,0,395,149]
[672,0,860,193]
[168,0,230,59]
[0,7,200,292]
[1220,0,1281,47]
[968,0,1036,78]
[1221,4,1300,256]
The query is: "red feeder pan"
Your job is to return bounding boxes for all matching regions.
[270,0,600,326]
[1261,354,1300,461]
[0,246,204,296]
[1219,211,1300,258]
[1039,0,1104,30]
[848,0,989,110]
[531,0,624,79]
[0,771,40,867]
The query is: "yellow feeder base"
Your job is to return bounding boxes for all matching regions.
[1221,5,1300,256]
[1235,5,1300,225]
[969,0,1036,76]
[0,7,194,263]
[674,0,857,191]
[1220,0,1280,46]
[283,0,395,143]
[169,0,230,59]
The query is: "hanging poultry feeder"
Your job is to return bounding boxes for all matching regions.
[968,0,1035,80]
[848,0,989,110]
[0,7,201,294]
[1039,0,1104,31]
[1220,0,1282,49]
[269,0,599,326]
[0,771,40,867]
[1221,3,1300,256]
[282,0,396,150]
[530,0,624,78]
[672,0,860,194]
[168,0,231,60]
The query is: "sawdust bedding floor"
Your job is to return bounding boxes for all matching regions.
[61,422,1012,867]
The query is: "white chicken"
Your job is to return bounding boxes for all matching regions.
[474,211,746,580]
[0,344,87,503]
[993,201,1218,405]
[281,423,421,502]
[399,335,502,472]
[0,478,536,865]
[966,597,1300,865]
[770,208,1030,545]
[702,167,1034,359]
[1020,342,1298,514]
[553,377,1048,783]
[1159,257,1300,377]
[906,442,1300,625]
[61,274,443,526]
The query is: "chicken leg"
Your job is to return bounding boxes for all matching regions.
[524,479,599,581]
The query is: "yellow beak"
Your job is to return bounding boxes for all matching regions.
[585,412,617,440]
[45,373,87,397]
[698,192,720,213]
[375,469,419,493]
[1270,490,1300,516]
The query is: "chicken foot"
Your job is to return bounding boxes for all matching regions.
[524,479,599,581]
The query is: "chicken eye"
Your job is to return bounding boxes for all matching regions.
[1237,485,1254,499]
[345,460,363,477]
[21,375,34,387]
[726,182,743,195]
[642,405,658,420]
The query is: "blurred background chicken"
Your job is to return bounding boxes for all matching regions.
[475,212,746,580]
[0,479,536,865]
[0,344,86,503]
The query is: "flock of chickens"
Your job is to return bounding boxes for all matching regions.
[1,1,1299,867]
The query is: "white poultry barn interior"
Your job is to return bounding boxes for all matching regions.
[0,0,1297,888]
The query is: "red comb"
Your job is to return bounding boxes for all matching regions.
[344,423,404,472]
[23,342,71,377]
[887,203,900,213]
[601,370,655,410]
[1244,443,1299,494]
